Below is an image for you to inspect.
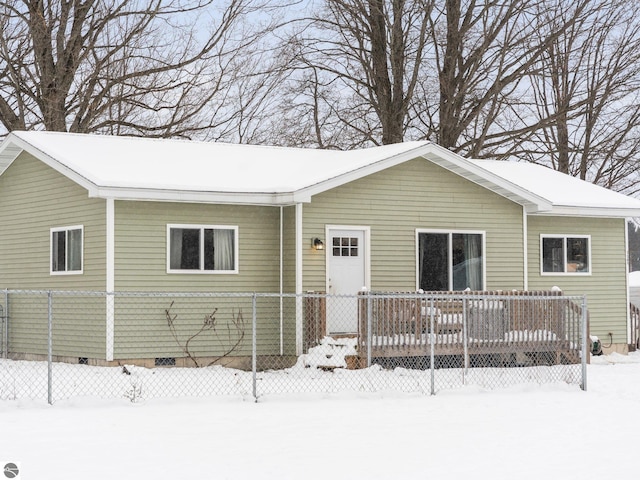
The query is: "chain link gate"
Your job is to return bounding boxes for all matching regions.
[0,289,588,403]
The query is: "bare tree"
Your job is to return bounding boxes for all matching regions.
[279,0,598,153]
[280,0,434,147]
[409,0,596,156]
[0,0,268,137]
[509,0,640,196]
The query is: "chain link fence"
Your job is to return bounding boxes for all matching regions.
[0,289,588,403]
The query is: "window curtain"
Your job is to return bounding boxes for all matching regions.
[67,229,82,271]
[214,229,234,270]
[463,234,482,290]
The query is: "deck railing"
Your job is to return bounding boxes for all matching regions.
[357,290,586,367]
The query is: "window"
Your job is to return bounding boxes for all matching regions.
[541,235,590,274]
[51,226,83,274]
[332,236,359,257]
[167,225,238,273]
[417,231,484,291]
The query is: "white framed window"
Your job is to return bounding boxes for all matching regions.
[541,235,591,275]
[50,225,83,275]
[167,224,238,274]
[416,230,485,291]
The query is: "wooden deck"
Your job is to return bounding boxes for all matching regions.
[300,291,586,368]
[355,291,585,367]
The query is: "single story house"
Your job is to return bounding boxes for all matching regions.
[1,130,640,367]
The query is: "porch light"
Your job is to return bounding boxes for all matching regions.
[312,237,324,250]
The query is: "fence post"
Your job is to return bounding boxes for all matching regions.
[429,296,435,395]
[252,293,258,402]
[0,304,3,359]
[2,289,8,359]
[462,296,469,383]
[581,295,588,391]
[366,291,372,368]
[47,291,53,405]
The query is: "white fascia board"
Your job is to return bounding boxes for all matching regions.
[530,206,640,218]
[90,186,301,206]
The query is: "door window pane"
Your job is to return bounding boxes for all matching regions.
[332,237,358,257]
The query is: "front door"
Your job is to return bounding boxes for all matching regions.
[326,227,368,334]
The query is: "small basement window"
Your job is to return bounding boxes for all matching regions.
[155,357,176,367]
[541,235,591,274]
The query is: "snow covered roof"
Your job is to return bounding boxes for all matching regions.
[469,159,640,217]
[0,131,430,205]
[1,130,639,216]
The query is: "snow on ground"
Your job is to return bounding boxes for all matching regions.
[1,352,639,480]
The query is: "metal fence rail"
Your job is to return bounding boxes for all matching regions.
[0,289,588,403]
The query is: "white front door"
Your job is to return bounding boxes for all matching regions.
[326,227,368,334]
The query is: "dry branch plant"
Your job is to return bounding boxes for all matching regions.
[164,301,246,367]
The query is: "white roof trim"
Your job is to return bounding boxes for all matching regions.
[419,144,553,213]
[90,186,303,205]
[0,133,98,193]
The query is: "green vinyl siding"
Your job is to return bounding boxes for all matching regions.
[112,201,288,359]
[0,152,106,288]
[527,216,628,343]
[303,158,525,292]
[0,152,107,358]
[112,294,297,360]
[114,201,282,292]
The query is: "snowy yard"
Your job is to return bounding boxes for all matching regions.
[0,352,638,479]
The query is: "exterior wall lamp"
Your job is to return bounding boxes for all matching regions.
[312,237,324,250]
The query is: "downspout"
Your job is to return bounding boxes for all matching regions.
[106,198,115,362]
[295,203,303,355]
[625,218,631,347]
[279,206,283,356]
[523,205,528,291]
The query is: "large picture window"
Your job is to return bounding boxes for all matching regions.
[51,226,83,274]
[417,230,484,291]
[167,225,237,273]
[541,235,590,274]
